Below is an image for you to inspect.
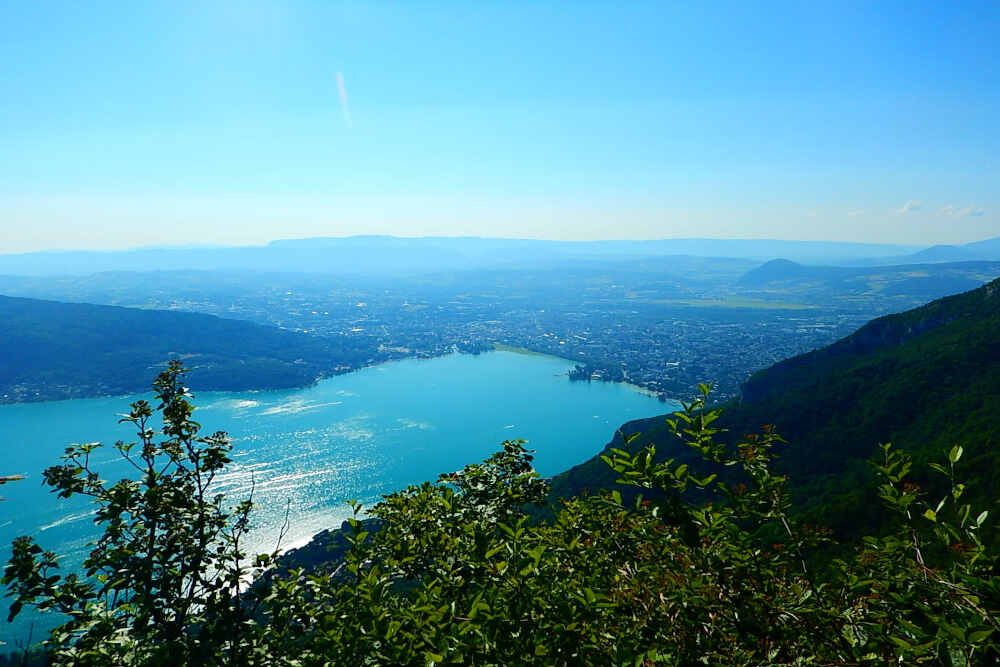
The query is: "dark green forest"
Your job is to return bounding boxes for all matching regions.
[0,295,372,403]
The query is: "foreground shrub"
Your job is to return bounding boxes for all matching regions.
[4,362,277,665]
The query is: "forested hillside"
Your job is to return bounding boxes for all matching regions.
[0,295,366,402]
[553,278,1000,538]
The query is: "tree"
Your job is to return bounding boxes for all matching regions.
[0,473,22,652]
[3,361,277,665]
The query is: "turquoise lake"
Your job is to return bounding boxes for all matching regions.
[0,350,673,642]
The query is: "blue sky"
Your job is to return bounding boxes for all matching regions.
[1,1,998,251]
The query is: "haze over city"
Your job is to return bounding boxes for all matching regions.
[2,1,998,252]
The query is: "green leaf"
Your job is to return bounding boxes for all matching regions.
[968,629,993,643]
[922,509,936,522]
[527,545,546,566]
[940,621,966,641]
[949,445,963,463]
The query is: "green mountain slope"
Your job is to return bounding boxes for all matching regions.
[552,278,1000,537]
[0,295,362,402]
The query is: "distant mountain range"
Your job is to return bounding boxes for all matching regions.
[0,236,943,277]
[553,277,1000,540]
[0,295,367,402]
[2,234,999,278]
[874,235,1000,265]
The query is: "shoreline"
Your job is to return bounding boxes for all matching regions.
[0,345,679,408]
[491,344,672,401]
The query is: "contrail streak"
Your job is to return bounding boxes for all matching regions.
[336,71,353,128]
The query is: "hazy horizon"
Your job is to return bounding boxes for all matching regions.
[2,2,998,252]
[0,232,948,257]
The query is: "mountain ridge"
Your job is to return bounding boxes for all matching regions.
[551,277,1000,538]
[0,294,365,403]
[0,236,926,276]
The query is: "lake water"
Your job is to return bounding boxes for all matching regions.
[0,350,672,643]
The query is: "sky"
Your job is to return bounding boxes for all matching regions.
[1,1,998,252]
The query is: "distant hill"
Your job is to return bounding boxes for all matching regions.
[552,278,1000,539]
[0,295,368,403]
[738,258,849,285]
[904,244,980,263]
[869,234,1000,265]
[966,235,1000,257]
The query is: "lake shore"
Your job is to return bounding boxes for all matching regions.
[491,344,668,399]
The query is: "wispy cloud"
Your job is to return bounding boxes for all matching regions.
[941,204,986,219]
[894,200,923,215]
[336,71,353,129]
[847,209,864,218]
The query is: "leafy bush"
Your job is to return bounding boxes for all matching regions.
[4,362,279,665]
